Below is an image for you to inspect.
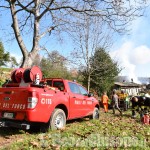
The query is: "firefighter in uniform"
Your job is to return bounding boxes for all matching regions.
[101,92,109,113]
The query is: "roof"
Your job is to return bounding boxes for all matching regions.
[114,82,141,87]
[115,76,150,84]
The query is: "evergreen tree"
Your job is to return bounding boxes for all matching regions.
[81,48,121,96]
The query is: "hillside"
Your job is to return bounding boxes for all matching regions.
[0,68,12,86]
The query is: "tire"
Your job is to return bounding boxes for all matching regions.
[92,107,99,119]
[50,108,66,130]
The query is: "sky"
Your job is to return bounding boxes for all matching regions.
[110,10,150,80]
[1,3,150,81]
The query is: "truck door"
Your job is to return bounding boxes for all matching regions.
[68,82,85,118]
[78,85,94,115]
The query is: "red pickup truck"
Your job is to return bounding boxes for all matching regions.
[0,66,99,131]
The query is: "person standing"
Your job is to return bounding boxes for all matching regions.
[112,90,122,115]
[101,92,109,113]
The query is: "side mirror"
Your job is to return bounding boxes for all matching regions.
[88,93,93,97]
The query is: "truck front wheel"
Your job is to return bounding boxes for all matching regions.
[50,108,66,130]
[92,107,99,119]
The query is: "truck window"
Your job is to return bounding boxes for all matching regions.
[53,81,64,91]
[68,82,80,94]
[40,80,52,86]
[46,80,52,86]
[78,85,88,96]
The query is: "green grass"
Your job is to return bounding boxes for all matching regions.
[0,110,149,150]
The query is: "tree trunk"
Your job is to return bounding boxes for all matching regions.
[87,74,90,93]
[20,51,38,68]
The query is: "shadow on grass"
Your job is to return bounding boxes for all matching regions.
[66,117,91,126]
[0,127,23,137]
[0,118,91,136]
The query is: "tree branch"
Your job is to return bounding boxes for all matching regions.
[40,26,55,38]
[38,0,55,20]
[16,0,34,14]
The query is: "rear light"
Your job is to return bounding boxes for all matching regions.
[27,97,38,109]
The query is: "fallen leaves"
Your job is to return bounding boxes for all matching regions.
[0,109,149,149]
[30,141,39,147]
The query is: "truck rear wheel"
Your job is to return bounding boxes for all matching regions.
[50,108,66,130]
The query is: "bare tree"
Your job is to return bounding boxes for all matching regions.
[0,0,147,67]
[69,15,113,92]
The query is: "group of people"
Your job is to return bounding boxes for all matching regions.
[101,90,150,123]
[101,90,122,115]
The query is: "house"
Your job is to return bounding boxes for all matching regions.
[114,81,142,96]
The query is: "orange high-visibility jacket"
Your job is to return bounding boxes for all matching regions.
[101,94,109,103]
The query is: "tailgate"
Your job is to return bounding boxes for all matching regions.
[0,87,33,120]
[0,87,30,111]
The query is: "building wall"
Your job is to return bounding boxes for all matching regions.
[122,88,142,96]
